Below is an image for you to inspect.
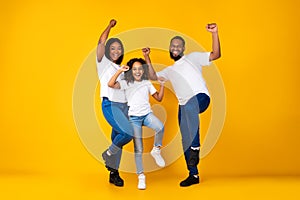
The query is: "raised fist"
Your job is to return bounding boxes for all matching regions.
[120,65,129,72]
[109,19,117,27]
[142,47,151,56]
[206,23,218,33]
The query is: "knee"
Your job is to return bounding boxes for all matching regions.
[134,147,143,154]
[158,126,164,133]
[155,122,164,133]
[124,135,133,143]
[120,125,134,139]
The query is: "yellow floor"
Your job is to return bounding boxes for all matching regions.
[1,170,300,200]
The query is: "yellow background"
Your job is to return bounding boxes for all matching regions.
[1,0,300,199]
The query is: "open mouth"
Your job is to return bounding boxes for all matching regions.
[134,73,142,79]
[172,51,180,56]
[112,54,120,58]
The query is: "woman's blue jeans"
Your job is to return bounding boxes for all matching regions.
[178,93,210,175]
[101,97,134,169]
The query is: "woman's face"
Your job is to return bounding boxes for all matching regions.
[132,62,144,81]
[109,42,122,62]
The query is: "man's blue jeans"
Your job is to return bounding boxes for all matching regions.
[101,97,134,169]
[178,93,210,175]
[129,112,164,174]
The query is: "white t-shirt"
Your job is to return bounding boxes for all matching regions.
[96,55,126,103]
[119,80,157,116]
[157,52,211,105]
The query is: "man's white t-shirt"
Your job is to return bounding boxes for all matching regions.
[157,52,211,105]
[119,80,157,116]
[96,55,126,103]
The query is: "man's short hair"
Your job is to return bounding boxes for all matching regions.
[170,36,185,47]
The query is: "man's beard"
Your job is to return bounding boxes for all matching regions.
[169,51,183,61]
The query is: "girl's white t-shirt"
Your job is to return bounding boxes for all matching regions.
[119,80,157,116]
[96,55,126,103]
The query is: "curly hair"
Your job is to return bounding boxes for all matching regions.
[105,38,124,65]
[124,58,149,84]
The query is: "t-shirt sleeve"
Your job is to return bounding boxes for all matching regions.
[156,68,169,81]
[148,82,157,95]
[188,52,211,67]
[118,80,128,90]
[96,55,111,79]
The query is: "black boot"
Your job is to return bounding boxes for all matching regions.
[180,175,199,187]
[188,149,199,167]
[109,171,124,187]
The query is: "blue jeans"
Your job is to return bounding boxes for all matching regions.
[129,112,164,174]
[178,93,210,175]
[101,97,134,169]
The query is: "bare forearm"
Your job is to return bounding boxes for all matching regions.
[154,84,164,102]
[210,32,221,61]
[108,70,122,88]
[97,20,116,62]
[98,25,112,45]
[158,85,164,101]
[145,55,158,80]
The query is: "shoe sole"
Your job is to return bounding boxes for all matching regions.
[180,182,199,187]
[109,179,124,187]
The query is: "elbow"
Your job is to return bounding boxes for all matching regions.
[107,83,113,88]
[157,97,163,102]
[149,74,158,81]
[210,52,221,61]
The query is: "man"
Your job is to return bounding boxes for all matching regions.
[148,23,221,187]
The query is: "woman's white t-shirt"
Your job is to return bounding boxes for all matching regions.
[96,55,126,103]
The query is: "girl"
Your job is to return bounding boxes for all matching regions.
[96,19,134,187]
[108,50,165,190]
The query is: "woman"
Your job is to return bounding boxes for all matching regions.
[96,19,133,187]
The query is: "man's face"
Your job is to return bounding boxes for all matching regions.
[169,39,185,61]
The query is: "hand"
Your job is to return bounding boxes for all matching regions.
[109,19,117,28]
[158,76,166,85]
[206,23,218,33]
[119,65,129,72]
[142,47,150,57]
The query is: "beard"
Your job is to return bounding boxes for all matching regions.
[169,51,183,61]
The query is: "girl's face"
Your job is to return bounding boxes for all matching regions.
[109,42,122,62]
[132,62,144,81]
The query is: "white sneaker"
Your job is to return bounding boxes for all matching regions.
[150,147,165,167]
[138,174,146,190]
